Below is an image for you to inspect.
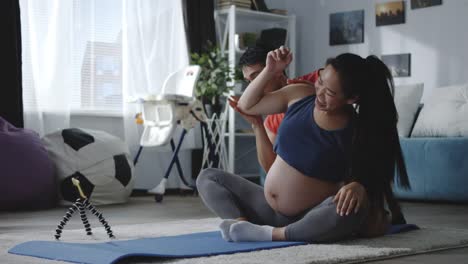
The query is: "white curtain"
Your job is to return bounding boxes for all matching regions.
[20,0,74,136]
[21,0,193,189]
[21,0,188,142]
[122,0,189,150]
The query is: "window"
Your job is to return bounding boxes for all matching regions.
[73,1,123,113]
[22,0,123,114]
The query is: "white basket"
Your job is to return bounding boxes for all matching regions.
[201,111,229,171]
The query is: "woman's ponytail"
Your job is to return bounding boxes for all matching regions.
[327,53,410,223]
[364,55,410,189]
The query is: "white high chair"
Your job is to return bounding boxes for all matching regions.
[139,65,202,147]
[133,65,206,202]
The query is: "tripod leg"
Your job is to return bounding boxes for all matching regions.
[78,199,92,235]
[54,199,80,240]
[84,200,115,239]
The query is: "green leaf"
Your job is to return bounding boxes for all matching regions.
[191,53,199,60]
[191,41,234,103]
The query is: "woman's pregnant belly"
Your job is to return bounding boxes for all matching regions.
[264,155,341,216]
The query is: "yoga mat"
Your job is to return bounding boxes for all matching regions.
[9,224,418,264]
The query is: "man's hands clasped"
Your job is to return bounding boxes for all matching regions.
[228,96,263,128]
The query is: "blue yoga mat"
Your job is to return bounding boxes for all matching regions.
[9,224,418,264]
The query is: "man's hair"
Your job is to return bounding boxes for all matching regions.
[238,46,269,68]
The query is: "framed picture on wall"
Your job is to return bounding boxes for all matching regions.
[411,0,442,9]
[376,1,405,26]
[382,53,411,77]
[329,10,364,46]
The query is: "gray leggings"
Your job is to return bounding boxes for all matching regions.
[196,168,368,242]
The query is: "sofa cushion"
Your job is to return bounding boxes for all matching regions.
[412,83,468,137]
[394,83,424,137]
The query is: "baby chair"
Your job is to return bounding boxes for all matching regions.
[133,65,209,202]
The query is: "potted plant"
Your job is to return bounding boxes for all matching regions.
[190,42,237,118]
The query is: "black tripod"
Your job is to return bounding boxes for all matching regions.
[54,177,115,240]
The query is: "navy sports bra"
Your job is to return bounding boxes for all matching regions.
[273,95,354,182]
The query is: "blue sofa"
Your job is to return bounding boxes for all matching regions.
[393,137,468,202]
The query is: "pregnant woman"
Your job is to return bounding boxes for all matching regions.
[197,46,410,242]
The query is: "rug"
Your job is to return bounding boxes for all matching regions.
[8,225,417,264]
[3,218,468,264]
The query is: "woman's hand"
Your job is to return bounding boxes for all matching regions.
[228,96,263,127]
[265,46,293,75]
[333,181,367,216]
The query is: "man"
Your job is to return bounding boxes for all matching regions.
[229,46,319,182]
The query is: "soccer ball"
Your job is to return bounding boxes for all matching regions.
[42,128,135,205]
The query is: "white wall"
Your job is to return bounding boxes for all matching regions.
[267,0,468,100]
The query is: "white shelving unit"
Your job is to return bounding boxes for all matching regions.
[214,6,296,176]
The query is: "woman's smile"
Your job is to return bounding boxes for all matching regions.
[315,97,326,110]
